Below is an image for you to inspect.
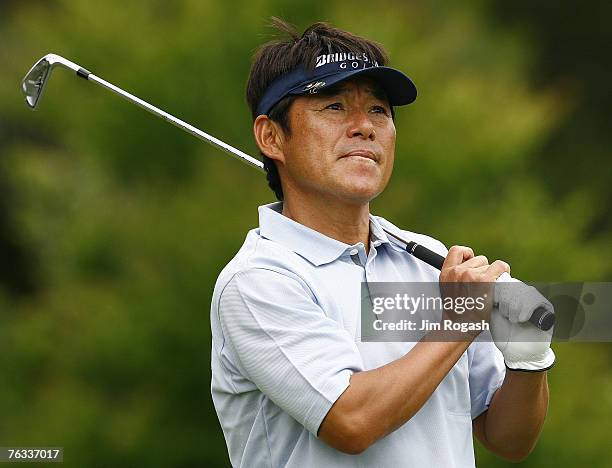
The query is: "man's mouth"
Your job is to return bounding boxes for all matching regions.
[340,150,378,163]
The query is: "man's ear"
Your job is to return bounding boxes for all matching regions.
[253,115,286,164]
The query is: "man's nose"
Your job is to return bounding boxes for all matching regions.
[346,109,376,141]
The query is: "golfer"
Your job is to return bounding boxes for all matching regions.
[210,18,555,467]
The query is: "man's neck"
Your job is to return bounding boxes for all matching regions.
[281,194,371,254]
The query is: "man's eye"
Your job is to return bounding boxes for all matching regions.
[371,105,389,115]
[325,103,343,110]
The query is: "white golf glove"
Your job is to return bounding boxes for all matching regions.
[490,273,556,372]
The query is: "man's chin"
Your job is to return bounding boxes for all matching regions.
[332,182,384,205]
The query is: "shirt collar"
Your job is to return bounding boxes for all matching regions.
[258,202,393,266]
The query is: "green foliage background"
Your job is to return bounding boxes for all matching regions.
[1,1,610,466]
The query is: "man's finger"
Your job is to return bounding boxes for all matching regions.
[484,260,511,280]
[443,245,474,269]
[471,265,490,274]
[450,264,490,282]
[457,255,489,269]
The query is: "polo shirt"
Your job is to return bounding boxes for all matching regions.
[210,201,505,467]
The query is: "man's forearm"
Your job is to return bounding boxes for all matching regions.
[474,370,549,461]
[319,330,474,453]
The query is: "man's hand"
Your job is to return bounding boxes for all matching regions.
[439,245,511,283]
[438,245,511,337]
[491,279,555,371]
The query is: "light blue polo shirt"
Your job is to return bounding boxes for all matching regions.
[210,201,505,468]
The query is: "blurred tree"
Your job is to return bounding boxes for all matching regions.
[489,0,612,252]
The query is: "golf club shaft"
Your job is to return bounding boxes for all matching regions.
[81,71,264,172]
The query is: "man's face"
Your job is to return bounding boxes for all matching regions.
[278,76,396,205]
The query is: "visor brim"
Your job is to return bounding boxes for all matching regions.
[289,66,417,106]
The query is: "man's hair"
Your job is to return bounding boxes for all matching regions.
[246,17,392,201]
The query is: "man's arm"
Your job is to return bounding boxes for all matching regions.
[319,245,509,454]
[473,370,549,462]
[472,267,556,461]
[318,335,474,454]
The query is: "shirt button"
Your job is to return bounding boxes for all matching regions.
[373,240,381,247]
[349,248,359,256]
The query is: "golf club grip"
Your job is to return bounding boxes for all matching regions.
[528,307,555,331]
[404,241,554,331]
[405,241,445,270]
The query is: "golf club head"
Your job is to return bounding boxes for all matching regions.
[22,53,81,109]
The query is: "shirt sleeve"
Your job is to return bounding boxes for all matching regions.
[217,268,364,436]
[467,334,506,419]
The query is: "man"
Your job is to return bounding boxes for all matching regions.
[210,18,555,467]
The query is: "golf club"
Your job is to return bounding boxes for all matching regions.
[21,53,264,172]
[20,53,554,332]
